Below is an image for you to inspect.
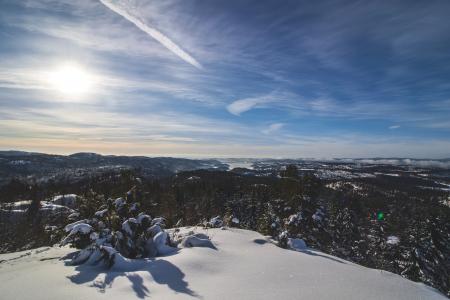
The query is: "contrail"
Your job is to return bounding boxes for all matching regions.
[99,0,203,69]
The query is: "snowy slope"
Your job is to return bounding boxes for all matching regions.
[0,228,446,300]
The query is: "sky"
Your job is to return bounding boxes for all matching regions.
[0,0,450,158]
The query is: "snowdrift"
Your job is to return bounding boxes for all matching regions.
[0,228,445,300]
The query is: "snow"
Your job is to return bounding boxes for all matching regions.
[137,214,151,224]
[1,200,32,210]
[114,197,125,208]
[148,224,163,236]
[287,212,302,225]
[89,232,99,241]
[387,236,400,245]
[129,203,139,212]
[71,248,94,265]
[45,225,58,232]
[94,209,108,218]
[101,245,118,256]
[374,172,403,177]
[153,231,176,256]
[315,170,376,180]
[0,199,74,222]
[40,201,74,213]
[287,238,307,251]
[208,216,223,227]
[51,194,77,208]
[68,223,93,235]
[61,223,93,246]
[64,220,89,232]
[0,228,446,300]
[151,217,166,227]
[180,235,215,249]
[68,212,80,220]
[122,218,138,236]
[8,160,30,165]
[312,209,324,222]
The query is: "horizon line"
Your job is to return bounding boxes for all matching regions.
[1,149,449,161]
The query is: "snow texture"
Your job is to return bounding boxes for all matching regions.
[287,238,307,251]
[148,224,163,236]
[312,208,325,222]
[61,223,93,246]
[287,212,302,225]
[387,236,400,245]
[64,220,89,233]
[0,228,446,300]
[208,216,223,227]
[68,212,80,220]
[94,209,108,218]
[153,231,176,255]
[180,235,215,249]
[122,218,138,236]
[68,223,93,235]
[51,194,77,208]
[114,197,125,208]
[137,214,151,224]
[151,217,166,227]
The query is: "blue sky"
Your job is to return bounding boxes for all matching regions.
[0,0,449,158]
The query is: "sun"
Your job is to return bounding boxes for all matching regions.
[47,63,94,96]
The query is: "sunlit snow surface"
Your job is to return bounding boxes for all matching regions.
[0,228,445,300]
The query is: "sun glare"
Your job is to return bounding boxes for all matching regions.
[47,63,94,96]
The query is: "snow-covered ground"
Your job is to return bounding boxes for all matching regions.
[0,228,445,300]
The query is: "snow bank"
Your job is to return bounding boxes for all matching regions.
[40,201,73,213]
[51,194,77,208]
[287,238,307,251]
[153,231,176,255]
[180,235,215,249]
[0,228,446,300]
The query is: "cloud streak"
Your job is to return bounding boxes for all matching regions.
[227,92,292,116]
[2,0,450,158]
[99,0,202,69]
[227,96,270,115]
[262,123,284,135]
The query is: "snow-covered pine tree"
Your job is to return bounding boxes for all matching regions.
[60,186,180,266]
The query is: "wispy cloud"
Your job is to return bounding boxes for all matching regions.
[227,96,271,116]
[262,123,284,135]
[1,0,450,158]
[99,0,202,69]
[389,125,400,129]
[227,91,293,116]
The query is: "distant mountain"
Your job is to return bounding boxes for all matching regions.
[0,151,228,186]
[0,150,37,156]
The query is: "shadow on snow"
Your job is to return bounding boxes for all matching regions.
[65,253,200,299]
[252,238,346,264]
